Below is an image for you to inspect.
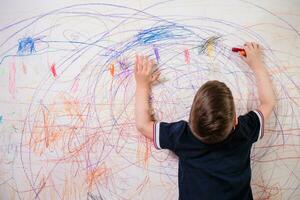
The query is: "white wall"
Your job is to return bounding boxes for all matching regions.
[0,0,299,199]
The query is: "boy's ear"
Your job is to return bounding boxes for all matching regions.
[234,116,238,126]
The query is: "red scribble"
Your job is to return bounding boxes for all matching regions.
[50,63,57,77]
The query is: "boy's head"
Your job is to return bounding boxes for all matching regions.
[189,80,236,144]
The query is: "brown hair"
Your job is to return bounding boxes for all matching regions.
[189,80,235,144]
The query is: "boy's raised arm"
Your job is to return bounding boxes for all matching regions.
[134,55,160,139]
[243,42,276,121]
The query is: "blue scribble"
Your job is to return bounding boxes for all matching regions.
[0,115,3,124]
[107,24,193,62]
[18,37,35,55]
[136,25,174,45]
[135,24,190,45]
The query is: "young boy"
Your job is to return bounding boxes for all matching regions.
[134,42,276,200]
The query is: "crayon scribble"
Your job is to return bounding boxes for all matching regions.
[0,1,299,200]
[109,63,115,77]
[8,60,16,98]
[154,47,160,64]
[198,36,220,56]
[184,48,190,64]
[17,37,35,55]
[135,24,188,45]
[50,63,57,77]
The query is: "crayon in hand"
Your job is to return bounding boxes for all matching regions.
[232,47,246,56]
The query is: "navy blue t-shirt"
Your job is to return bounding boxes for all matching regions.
[153,110,264,200]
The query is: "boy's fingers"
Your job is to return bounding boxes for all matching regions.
[144,56,149,72]
[146,59,153,74]
[244,45,250,54]
[152,71,161,82]
[148,59,156,73]
[139,55,144,71]
[245,42,252,50]
[239,51,246,57]
[156,71,161,78]
[136,54,156,74]
[252,42,257,49]
[239,52,247,61]
[135,54,139,73]
[256,43,260,49]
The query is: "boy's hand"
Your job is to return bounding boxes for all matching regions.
[134,55,160,88]
[243,42,264,70]
[134,54,160,139]
[242,42,276,122]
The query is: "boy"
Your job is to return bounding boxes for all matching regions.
[134,42,276,199]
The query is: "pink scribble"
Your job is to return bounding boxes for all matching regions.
[184,48,190,64]
[71,78,80,93]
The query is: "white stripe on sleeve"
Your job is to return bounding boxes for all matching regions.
[253,110,264,140]
[155,122,161,149]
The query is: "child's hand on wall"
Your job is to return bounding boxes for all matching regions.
[242,42,276,121]
[243,42,264,70]
[134,55,160,88]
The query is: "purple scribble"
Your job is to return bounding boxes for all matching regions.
[154,47,160,63]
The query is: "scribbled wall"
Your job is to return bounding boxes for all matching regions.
[0,0,299,199]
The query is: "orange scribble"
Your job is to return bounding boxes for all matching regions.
[61,94,84,122]
[86,165,109,190]
[61,174,85,200]
[42,107,50,147]
[137,137,151,168]
[30,106,61,155]
[29,94,94,158]
[109,63,115,77]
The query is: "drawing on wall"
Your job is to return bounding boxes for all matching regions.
[0,1,299,199]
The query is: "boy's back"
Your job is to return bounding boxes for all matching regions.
[153,110,263,199]
[134,42,275,199]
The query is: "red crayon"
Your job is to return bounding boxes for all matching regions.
[232,47,246,56]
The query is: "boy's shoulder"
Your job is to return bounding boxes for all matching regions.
[153,110,264,153]
[237,110,264,142]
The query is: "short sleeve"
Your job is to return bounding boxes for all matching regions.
[238,110,264,143]
[153,120,187,151]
